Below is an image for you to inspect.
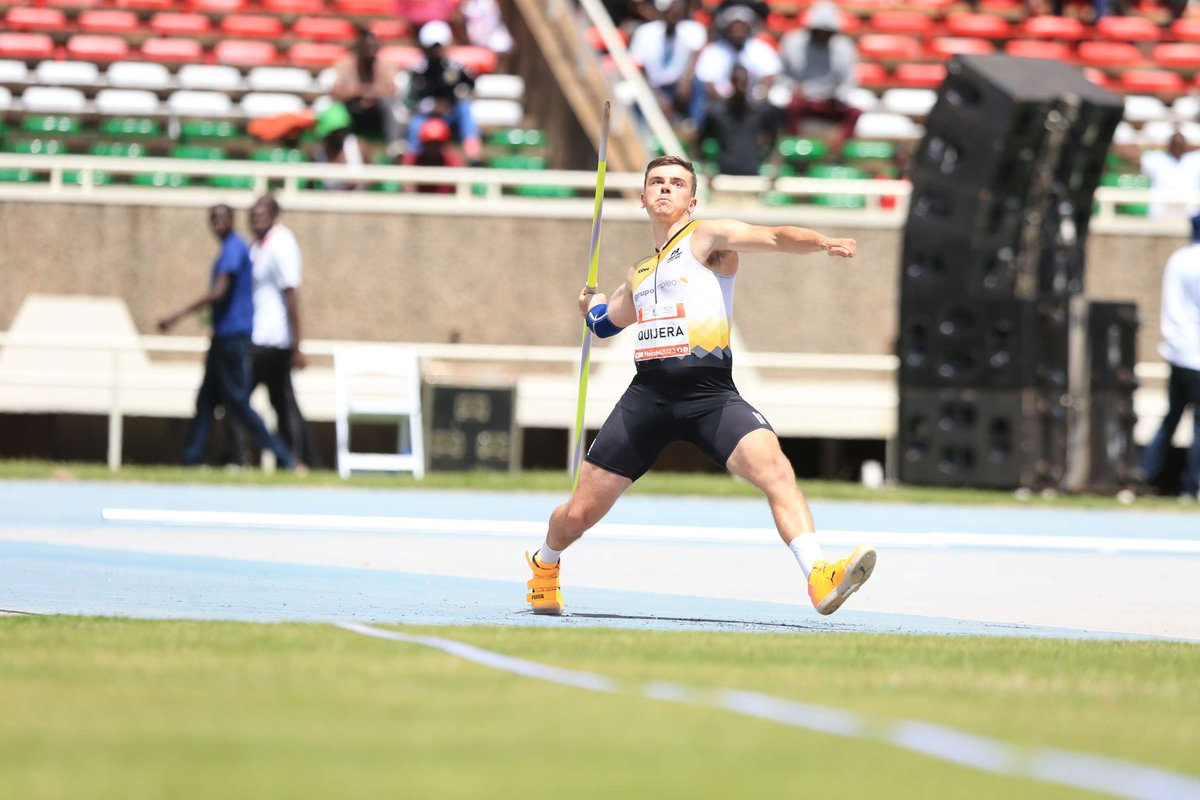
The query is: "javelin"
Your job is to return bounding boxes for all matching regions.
[570,100,611,491]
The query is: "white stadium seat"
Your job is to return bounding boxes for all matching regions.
[316,67,339,92]
[1172,95,1200,123]
[880,88,937,117]
[246,67,314,93]
[1111,121,1138,146]
[167,90,233,117]
[21,86,88,114]
[95,88,161,116]
[176,64,242,91]
[845,87,880,113]
[474,73,524,101]
[0,59,29,83]
[1122,94,1168,125]
[35,60,100,87]
[1140,119,1200,146]
[0,86,11,111]
[106,61,171,90]
[239,92,306,118]
[472,98,523,128]
[853,111,921,140]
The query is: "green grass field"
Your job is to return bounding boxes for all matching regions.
[2,615,1197,799]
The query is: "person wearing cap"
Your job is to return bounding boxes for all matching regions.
[406,20,483,164]
[1135,214,1200,501]
[628,0,708,123]
[332,26,401,154]
[311,102,367,190]
[778,1,861,148]
[402,116,463,194]
[685,4,781,128]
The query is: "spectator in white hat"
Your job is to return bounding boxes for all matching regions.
[779,1,861,149]
[684,3,781,128]
[406,20,483,163]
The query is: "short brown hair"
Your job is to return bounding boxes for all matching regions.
[644,155,697,193]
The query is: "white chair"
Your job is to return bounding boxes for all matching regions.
[853,111,921,140]
[0,86,11,111]
[106,61,171,90]
[34,60,100,86]
[334,346,426,479]
[1122,94,1168,125]
[845,87,880,114]
[246,66,314,93]
[167,89,233,117]
[176,64,242,91]
[0,59,29,83]
[474,73,524,101]
[239,91,306,118]
[472,98,523,128]
[881,87,937,118]
[21,86,88,114]
[1112,120,1138,146]
[95,88,161,116]
[1173,95,1200,123]
[316,66,339,92]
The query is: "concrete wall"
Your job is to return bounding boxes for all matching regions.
[0,202,1180,363]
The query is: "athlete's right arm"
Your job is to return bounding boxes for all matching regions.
[578,266,637,334]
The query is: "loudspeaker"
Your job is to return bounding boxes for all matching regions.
[899,298,1069,390]
[1087,301,1139,391]
[898,387,1069,489]
[1083,390,1138,490]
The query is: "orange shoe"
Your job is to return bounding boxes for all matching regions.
[526,551,564,616]
[807,545,876,616]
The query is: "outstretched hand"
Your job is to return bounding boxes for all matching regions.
[578,286,606,318]
[825,238,857,258]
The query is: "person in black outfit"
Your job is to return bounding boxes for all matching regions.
[700,65,779,176]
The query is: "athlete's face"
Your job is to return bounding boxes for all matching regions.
[642,165,696,221]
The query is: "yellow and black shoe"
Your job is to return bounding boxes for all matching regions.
[807,545,876,616]
[526,551,564,616]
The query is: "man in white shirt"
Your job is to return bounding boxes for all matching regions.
[688,4,781,126]
[1137,213,1200,499]
[628,0,708,122]
[235,196,322,469]
[1140,132,1200,220]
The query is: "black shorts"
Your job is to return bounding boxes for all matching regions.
[584,368,774,481]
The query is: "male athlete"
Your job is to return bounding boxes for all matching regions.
[526,155,876,616]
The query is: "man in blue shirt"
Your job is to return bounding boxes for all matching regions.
[1137,213,1200,500]
[159,205,296,470]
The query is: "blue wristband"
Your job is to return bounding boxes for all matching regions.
[586,303,624,338]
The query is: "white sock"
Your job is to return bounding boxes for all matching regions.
[535,540,562,564]
[789,534,823,578]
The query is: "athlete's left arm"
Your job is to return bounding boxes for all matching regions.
[694,218,856,259]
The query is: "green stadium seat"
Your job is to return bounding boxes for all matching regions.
[251,147,306,163]
[0,168,40,183]
[700,139,720,161]
[65,170,114,186]
[488,154,547,170]
[842,140,895,162]
[171,144,226,160]
[91,141,147,158]
[132,172,192,187]
[487,128,547,150]
[209,175,256,188]
[22,116,81,135]
[761,190,798,206]
[181,119,240,141]
[8,138,66,155]
[102,117,163,138]
[777,137,828,162]
[514,185,574,198]
[1102,172,1151,216]
[812,194,867,209]
[807,164,868,180]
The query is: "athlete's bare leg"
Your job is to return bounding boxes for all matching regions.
[726,428,815,545]
[545,461,633,552]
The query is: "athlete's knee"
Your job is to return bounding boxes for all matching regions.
[562,498,606,533]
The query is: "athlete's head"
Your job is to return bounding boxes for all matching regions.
[642,156,698,220]
[208,204,233,239]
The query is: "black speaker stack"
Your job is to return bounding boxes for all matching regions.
[897,54,1137,491]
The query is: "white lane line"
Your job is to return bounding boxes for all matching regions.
[338,622,1200,800]
[103,508,1200,555]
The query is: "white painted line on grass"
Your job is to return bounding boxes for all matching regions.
[104,508,1200,555]
[338,622,1200,800]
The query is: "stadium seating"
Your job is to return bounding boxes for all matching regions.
[140,38,204,63]
[77,10,140,35]
[107,61,173,90]
[5,7,68,32]
[0,33,55,60]
[149,13,212,36]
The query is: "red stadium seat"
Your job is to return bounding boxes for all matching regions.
[1170,18,1200,42]
[893,62,946,88]
[929,37,994,58]
[379,44,424,70]
[944,13,1012,39]
[4,7,68,32]
[1153,43,1200,69]
[0,32,55,59]
[869,12,935,37]
[141,37,204,63]
[370,19,410,41]
[66,34,131,61]
[448,45,498,74]
[1004,39,1073,61]
[222,15,286,38]
[262,0,324,12]
[115,0,176,9]
[854,62,889,87]
[78,10,140,34]
[909,0,955,11]
[150,12,212,36]
[857,34,924,61]
[1077,40,1143,67]
[189,0,247,12]
[1019,15,1086,40]
[214,39,278,66]
[1083,67,1110,87]
[765,12,801,35]
[292,17,357,42]
[1095,15,1160,42]
[43,0,106,8]
[287,42,347,67]
[335,0,395,14]
[1120,69,1185,93]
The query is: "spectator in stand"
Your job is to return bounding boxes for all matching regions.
[332,27,401,156]
[710,0,769,26]
[453,0,514,65]
[403,116,463,193]
[628,0,708,124]
[1137,132,1200,220]
[311,102,368,190]
[700,65,779,176]
[407,20,484,164]
[684,4,781,131]
[778,1,861,152]
[158,205,297,471]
